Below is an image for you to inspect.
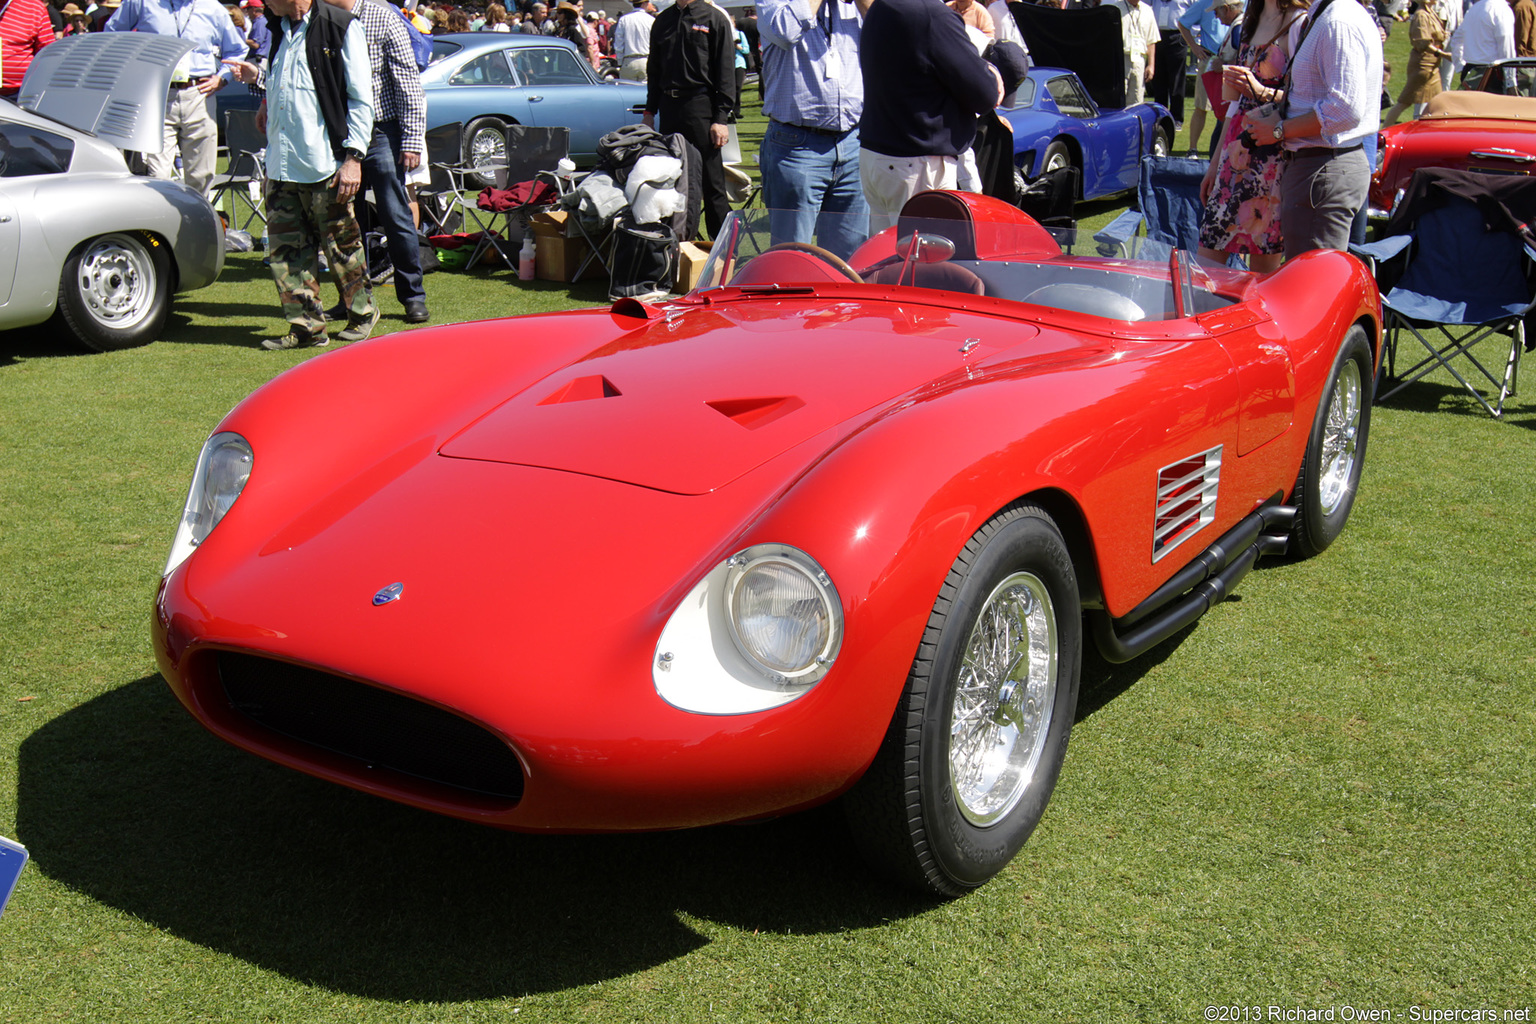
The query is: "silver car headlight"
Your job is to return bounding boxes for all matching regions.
[724,546,841,680]
[163,432,252,577]
[654,544,843,715]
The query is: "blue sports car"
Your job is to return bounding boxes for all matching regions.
[423,34,647,170]
[1003,67,1174,201]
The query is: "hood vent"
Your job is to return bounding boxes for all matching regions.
[538,374,622,405]
[706,395,805,430]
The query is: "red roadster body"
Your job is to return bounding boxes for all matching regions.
[153,193,1381,895]
[1371,91,1536,216]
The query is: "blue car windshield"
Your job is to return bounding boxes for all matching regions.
[693,207,1238,322]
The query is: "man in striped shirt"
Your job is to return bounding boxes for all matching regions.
[322,0,429,322]
[0,0,53,98]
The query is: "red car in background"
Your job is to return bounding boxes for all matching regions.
[1371,87,1536,217]
[152,193,1382,897]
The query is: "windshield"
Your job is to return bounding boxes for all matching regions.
[693,204,1240,323]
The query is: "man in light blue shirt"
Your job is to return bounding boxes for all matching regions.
[104,0,249,197]
[758,0,869,259]
[1178,0,1239,156]
[228,0,376,349]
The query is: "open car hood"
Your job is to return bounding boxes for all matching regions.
[17,33,194,153]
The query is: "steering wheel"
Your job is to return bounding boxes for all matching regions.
[762,242,864,283]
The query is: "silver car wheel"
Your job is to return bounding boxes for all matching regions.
[1317,358,1362,516]
[75,233,158,330]
[949,570,1058,827]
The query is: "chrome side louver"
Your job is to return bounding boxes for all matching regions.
[1153,445,1221,562]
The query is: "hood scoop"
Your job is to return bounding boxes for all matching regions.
[437,311,992,494]
[706,395,805,430]
[539,375,622,405]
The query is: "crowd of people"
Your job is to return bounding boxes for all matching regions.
[4,0,1528,347]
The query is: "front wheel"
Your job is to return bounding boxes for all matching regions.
[1291,325,1373,558]
[56,232,171,352]
[1152,124,1172,159]
[1038,140,1072,178]
[844,503,1082,896]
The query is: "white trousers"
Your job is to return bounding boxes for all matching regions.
[860,149,958,234]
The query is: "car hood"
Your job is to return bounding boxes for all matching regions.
[437,298,1048,495]
[17,33,193,153]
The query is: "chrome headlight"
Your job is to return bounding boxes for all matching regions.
[654,543,843,715]
[163,432,252,577]
[723,546,841,681]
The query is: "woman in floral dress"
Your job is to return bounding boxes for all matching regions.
[1197,0,1310,274]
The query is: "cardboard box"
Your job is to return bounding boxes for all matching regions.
[530,209,598,283]
[675,241,710,294]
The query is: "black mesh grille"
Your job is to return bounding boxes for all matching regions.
[218,653,524,802]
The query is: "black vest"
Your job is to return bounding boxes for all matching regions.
[266,2,360,162]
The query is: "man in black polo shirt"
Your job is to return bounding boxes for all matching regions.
[644,0,737,238]
[859,0,1002,229]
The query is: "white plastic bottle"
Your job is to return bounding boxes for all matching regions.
[518,236,536,281]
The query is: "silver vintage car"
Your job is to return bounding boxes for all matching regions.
[0,34,225,352]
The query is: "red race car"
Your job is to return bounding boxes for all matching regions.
[1371,89,1536,217]
[153,193,1381,896]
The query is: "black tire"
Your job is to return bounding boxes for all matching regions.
[1152,124,1172,159]
[463,117,508,188]
[56,231,171,352]
[1038,140,1072,178]
[1291,325,1373,558]
[844,503,1082,897]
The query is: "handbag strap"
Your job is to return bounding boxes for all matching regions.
[1277,0,1336,120]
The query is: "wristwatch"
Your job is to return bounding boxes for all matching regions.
[343,147,365,162]
[1271,120,1285,143]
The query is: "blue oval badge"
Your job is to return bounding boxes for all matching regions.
[372,582,404,606]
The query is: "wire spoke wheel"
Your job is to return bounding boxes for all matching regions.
[843,503,1081,896]
[949,572,1057,827]
[1291,325,1373,558]
[1317,359,1362,516]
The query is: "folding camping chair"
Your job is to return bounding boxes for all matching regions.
[1350,168,1535,418]
[465,124,571,269]
[209,108,267,236]
[1092,154,1233,263]
[418,121,517,267]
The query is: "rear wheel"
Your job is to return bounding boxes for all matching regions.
[1291,325,1373,557]
[56,231,170,352]
[464,117,508,188]
[844,503,1082,896]
[1152,124,1172,159]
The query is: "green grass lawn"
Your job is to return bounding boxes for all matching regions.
[3,30,1534,1022]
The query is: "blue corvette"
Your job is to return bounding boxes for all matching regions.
[423,34,647,169]
[1002,67,1174,201]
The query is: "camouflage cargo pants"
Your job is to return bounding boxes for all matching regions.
[266,178,376,340]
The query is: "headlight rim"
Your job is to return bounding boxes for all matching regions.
[721,543,843,686]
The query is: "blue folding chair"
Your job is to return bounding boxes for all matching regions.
[1351,170,1534,418]
[1093,154,1221,261]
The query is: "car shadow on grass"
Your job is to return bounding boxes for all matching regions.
[0,323,90,365]
[15,675,936,1001]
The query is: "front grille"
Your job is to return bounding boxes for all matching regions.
[218,653,524,802]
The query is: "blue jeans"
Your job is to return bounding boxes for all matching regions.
[361,121,426,306]
[760,120,869,261]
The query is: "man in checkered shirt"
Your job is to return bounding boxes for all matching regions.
[323,0,430,323]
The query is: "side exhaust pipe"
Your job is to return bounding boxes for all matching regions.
[1089,504,1296,665]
